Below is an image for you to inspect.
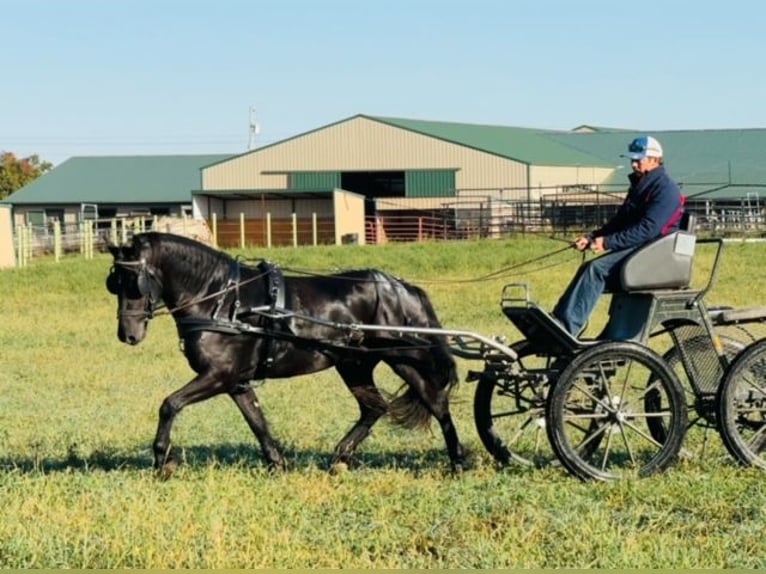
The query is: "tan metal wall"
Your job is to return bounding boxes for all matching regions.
[0,204,16,268]
[202,116,532,192]
[529,165,622,195]
[333,190,365,245]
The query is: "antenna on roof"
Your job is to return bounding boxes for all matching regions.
[248,106,260,150]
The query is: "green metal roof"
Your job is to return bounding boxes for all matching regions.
[548,129,766,199]
[10,118,766,207]
[5,154,232,205]
[367,115,614,168]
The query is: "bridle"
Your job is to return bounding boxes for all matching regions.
[108,257,273,322]
[108,258,164,320]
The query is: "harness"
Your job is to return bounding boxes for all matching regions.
[112,258,436,384]
[176,260,291,376]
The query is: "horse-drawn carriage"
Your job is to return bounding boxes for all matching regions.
[106,224,766,480]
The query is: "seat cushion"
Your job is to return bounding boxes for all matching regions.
[620,232,696,291]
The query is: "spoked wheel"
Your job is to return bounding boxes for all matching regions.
[717,338,766,469]
[474,340,566,468]
[647,334,744,448]
[546,341,687,481]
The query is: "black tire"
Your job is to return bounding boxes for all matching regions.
[473,340,564,467]
[717,338,766,469]
[546,341,687,481]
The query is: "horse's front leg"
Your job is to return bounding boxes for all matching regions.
[153,371,227,478]
[229,386,287,471]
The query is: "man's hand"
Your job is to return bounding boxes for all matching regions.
[573,236,591,251]
[590,236,606,253]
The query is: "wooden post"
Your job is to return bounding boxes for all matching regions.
[292,213,298,247]
[88,220,95,259]
[240,212,245,249]
[211,213,218,247]
[26,225,33,263]
[312,213,317,246]
[266,213,272,248]
[16,224,26,267]
[53,220,62,262]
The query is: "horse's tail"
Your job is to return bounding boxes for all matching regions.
[384,276,459,431]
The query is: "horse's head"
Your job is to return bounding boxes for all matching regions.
[106,235,163,345]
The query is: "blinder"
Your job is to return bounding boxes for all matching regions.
[137,266,162,303]
[106,259,163,310]
[106,268,121,295]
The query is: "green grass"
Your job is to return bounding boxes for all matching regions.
[1,237,766,567]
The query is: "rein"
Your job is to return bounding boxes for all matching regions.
[277,241,579,286]
[114,258,273,319]
[115,240,581,323]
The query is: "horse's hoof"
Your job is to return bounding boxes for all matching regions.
[157,459,178,480]
[450,447,475,475]
[268,459,287,473]
[330,461,349,475]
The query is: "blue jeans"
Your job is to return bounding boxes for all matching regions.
[552,247,639,336]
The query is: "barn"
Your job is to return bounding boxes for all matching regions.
[5,115,766,252]
[194,115,618,246]
[195,115,766,246]
[5,154,232,230]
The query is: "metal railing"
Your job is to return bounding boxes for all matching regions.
[10,197,766,266]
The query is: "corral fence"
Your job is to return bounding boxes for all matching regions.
[10,191,766,266]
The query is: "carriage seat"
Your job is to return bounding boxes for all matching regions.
[618,213,697,292]
[600,214,697,343]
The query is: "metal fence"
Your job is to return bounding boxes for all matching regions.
[10,194,766,265]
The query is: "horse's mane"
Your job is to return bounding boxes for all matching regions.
[137,232,235,288]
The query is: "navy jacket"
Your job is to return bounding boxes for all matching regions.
[592,166,684,251]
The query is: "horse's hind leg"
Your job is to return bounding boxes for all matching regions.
[332,360,388,467]
[229,386,286,471]
[387,361,468,472]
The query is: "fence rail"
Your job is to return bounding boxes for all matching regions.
[10,196,766,266]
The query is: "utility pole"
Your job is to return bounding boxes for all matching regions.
[248,106,260,150]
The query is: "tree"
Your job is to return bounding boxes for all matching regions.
[0,152,53,200]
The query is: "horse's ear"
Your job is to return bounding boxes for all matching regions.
[134,233,152,251]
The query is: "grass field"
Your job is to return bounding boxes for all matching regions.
[1,236,766,568]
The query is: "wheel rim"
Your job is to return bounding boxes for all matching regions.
[474,341,561,468]
[547,342,686,481]
[719,340,766,469]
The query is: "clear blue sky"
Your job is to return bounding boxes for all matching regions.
[3,0,764,166]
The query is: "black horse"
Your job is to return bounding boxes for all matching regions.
[106,232,467,475]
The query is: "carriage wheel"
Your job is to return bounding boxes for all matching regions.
[646,334,744,445]
[717,338,766,469]
[546,341,687,481]
[473,340,565,468]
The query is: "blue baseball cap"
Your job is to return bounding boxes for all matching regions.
[622,136,663,160]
